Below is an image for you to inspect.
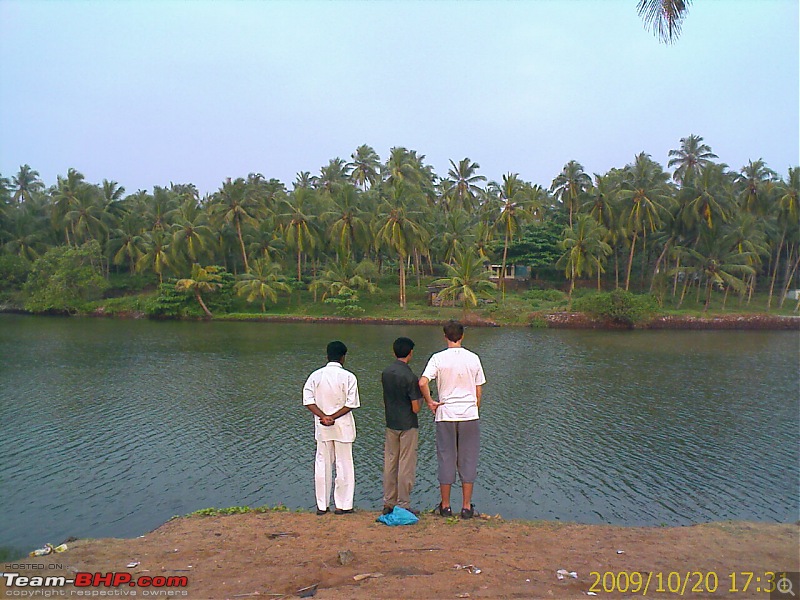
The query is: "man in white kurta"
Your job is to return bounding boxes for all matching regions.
[302,340,360,514]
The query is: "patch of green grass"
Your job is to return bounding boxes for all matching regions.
[187,504,289,517]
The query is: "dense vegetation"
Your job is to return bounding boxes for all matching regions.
[1,136,798,323]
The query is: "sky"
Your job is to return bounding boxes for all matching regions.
[1,0,798,197]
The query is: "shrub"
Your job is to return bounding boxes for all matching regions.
[23,242,108,314]
[573,289,659,326]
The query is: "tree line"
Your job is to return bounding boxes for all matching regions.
[1,136,798,314]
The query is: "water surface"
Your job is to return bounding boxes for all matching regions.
[1,315,797,554]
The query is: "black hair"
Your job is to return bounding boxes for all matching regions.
[326,340,348,362]
[443,319,464,342]
[392,337,415,359]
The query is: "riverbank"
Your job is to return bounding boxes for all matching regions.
[2,304,795,330]
[8,511,798,599]
[99,310,800,330]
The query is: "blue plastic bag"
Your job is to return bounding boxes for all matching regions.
[376,506,419,526]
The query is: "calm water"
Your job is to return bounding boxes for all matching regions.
[1,315,798,555]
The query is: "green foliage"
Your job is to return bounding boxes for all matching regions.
[523,288,566,302]
[187,504,289,517]
[573,289,659,326]
[500,219,565,272]
[145,279,202,318]
[23,242,108,313]
[106,272,156,294]
[324,288,365,316]
[0,255,31,291]
[146,266,234,318]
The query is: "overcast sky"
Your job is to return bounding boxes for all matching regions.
[1,0,797,196]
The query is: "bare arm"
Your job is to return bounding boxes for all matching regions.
[305,403,334,426]
[476,384,482,410]
[411,399,421,414]
[419,376,442,412]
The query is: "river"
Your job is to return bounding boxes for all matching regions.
[1,315,797,555]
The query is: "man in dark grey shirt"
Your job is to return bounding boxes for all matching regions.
[381,337,423,514]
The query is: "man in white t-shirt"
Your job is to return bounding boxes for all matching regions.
[419,320,486,519]
[303,340,360,515]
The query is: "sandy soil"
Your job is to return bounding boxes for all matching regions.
[5,512,798,600]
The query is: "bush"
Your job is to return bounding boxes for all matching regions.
[0,255,32,291]
[23,242,108,314]
[523,288,566,303]
[573,289,659,326]
[324,289,365,316]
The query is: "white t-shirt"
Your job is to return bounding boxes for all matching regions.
[302,362,360,442]
[421,347,486,422]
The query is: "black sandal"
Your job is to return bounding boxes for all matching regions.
[436,502,453,517]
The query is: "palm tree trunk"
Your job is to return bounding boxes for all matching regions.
[414,249,421,287]
[235,219,250,272]
[567,267,575,310]
[297,250,302,282]
[678,273,690,308]
[399,254,406,308]
[650,238,672,294]
[672,255,681,297]
[767,232,785,310]
[195,291,213,319]
[625,231,638,291]
[779,248,800,308]
[501,229,510,300]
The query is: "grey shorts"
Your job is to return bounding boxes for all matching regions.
[435,419,480,485]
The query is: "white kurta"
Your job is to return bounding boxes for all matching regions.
[303,362,360,510]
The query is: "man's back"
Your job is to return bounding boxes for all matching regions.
[382,360,420,430]
[422,347,485,421]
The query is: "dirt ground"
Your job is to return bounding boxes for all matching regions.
[5,512,798,600]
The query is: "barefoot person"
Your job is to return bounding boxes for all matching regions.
[381,336,423,515]
[419,320,486,519]
[303,340,360,515]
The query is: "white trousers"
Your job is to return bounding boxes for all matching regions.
[314,440,355,511]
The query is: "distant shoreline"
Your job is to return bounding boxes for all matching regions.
[4,307,796,330]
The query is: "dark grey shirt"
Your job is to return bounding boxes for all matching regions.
[381,359,422,430]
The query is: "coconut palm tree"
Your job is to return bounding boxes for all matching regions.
[637,0,692,44]
[617,152,673,290]
[176,263,224,318]
[314,158,350,197]
[210,177,261,273]
[323,183,369,260]
[433,247,497,317]
[684,163,734,231]
[12,164,44,204]
[375,182,428,308]
[347,144,381,191]
[108,212,147,274]
[551,160,591,228]
[488,173,530,288]
[668,134,718,185]
[558,215,612,306]
[136,229,172,283]
[441,158,486,213]
[170,198,215,268]
[674,229,756,311]
[737,159,777,215]
[309,257,378,301]
[235,258,291,312]
[278,187,320,281]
